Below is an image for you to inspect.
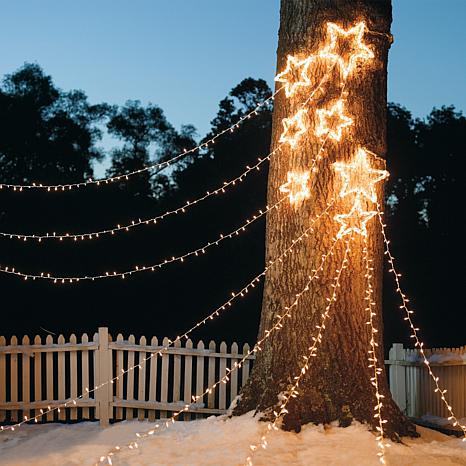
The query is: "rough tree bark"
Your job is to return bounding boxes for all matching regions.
[234,0,417,438]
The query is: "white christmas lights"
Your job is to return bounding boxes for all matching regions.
[334,196,376,239]
[278,109,308,148]
[279,170,311,206]
[0,151,277,242]
[333,147,389,203]
[0,90,280,192]
[274,55,315,98]
[245,236,351,466]
[0,202,336,434]
[319,22,374,78]
[94,234,342,466]
[363,236,390,464]
[315,99,353,141]
[0,198,287,283]
[377,205,466,440]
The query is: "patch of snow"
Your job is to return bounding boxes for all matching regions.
[0,413,465,465]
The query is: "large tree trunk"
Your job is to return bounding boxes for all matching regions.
[234,0,417,438]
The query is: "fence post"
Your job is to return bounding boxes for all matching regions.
[96,327,111,427]
[388,343,407,413]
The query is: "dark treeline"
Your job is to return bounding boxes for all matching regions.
[0,64,464,348]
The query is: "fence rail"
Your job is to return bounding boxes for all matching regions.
[0,327,253,426]
[1,333,465,427]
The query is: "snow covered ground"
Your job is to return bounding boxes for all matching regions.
[1,412,466,466]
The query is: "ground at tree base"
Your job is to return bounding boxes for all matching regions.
[0,413,465,466]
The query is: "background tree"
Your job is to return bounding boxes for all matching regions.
[234,0,416,438]
[0,63,108,185]
[107,100,175,198]
[383,104,466,347]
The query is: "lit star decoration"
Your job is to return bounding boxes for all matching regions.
[334,196,376,239]
[315,99,353,141]
[274,55,314,97]
[333,147,389,203]
[319,22,374,78]
[279,109,308,148]
[279,171,311,205]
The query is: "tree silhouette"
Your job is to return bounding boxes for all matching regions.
[106,100,197,198]
[384,104,465,347]
[0,63,109,185]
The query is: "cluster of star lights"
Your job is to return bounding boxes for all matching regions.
[0,19,463,466]
[265,20,464,466]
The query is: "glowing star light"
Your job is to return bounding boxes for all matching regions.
[319,22,374,78]
[279,171,311,205]
[275,55,314,97]
[333,147,389,203]
[279,109,308,148]
[334,196,376,239]
[315,100,353,141]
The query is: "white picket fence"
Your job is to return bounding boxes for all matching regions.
[0,327,253,426]
[386,343,466,419]
[1,333,465,427]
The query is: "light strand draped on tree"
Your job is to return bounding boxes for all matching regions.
[234,0,417,448]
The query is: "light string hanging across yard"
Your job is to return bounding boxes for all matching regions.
[363,236,390,464]
[0,201,336,434]
[94,235,342,466]
[0,60,344,282]
[0,150,277,242]
[0,197,287,283]
[0,56,339,243]
[0,90,280,192]
[244,235,351,466]
[376,204,466,440]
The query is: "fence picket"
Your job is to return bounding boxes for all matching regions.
[57,335,66,421]
[148,336,158,422]
[219,342,227,410]
[196,340,205,419]
[137,336,147,421]
[115,334,124,420]
[10,336,18,422]
[0,336,5,422]
[33,335,42,420]
[69,334,78,420]
[126,335,136,420]
[184,339,193,420]
[81,334,90,420]
[160,337,170,419]
[22,336,30,422]
[208,341,216,409]
[173,340,181,406]
[46,335,54,421]
[230,342,239,406]
[93,332,99,419]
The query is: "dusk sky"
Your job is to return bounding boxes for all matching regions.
[1,0,465,172]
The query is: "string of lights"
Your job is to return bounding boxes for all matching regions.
[0,201,336,434]
[377,205,466,439]
[0,197,288,283]
[0,150,277,242]
[94,235,343,466]
[244,236,351,466]
[363,236,390,464]
[0,90,280,192]
[278,74,350,208]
